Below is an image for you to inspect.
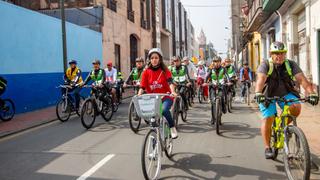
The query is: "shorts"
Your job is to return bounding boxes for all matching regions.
[258,92,301,119]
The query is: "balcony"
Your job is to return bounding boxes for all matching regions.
[262,0,285,12]
[127,10,135,22]
[245,0,271,33]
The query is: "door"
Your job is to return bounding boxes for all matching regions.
[130,34,138,70]
[115,44,121,72]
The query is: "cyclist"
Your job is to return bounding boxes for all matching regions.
[196,61,208,100]
[204,57,229,114]
[81,60,111,104]
[63,60,83,110]
[138,48,178,139]
[105,61,118,105]
[255,41,319,159]
[171,56,192,109]
[183,56,197,99]
[239,62,253,102]
[123,57,145,88]
[224,58,237,97]
[0,76,8,110]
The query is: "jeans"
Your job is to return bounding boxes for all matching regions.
[62,87,81,109]
[162,98,174,128]
[241,81,251,97]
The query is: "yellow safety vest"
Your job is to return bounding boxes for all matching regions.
[66,67,83,83]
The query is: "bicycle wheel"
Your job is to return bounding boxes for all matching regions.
[113,98,119,112]
[101,96,114,121]
[197,87,203,104]
[141,129,161,180]
[80,99,96,129]
[180,98,187,122]
[128,101,141,133]
[172,99,179,129]
[76,96,85,116]
[210,101,216,125]
[227,93,233,113]
[247,85,250,105]
[0,99,15,121]
[56,98,72,122]
[283,125,311,180]
[164,121,173,159]
[215,98,220,135]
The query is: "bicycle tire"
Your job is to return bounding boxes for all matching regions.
[283,125,311,180]
[141,129,161,180]
[101,96,114,122]
[173,99,179,129]
[210,101,215,125]
[247,85,250,105]
[215,98,220,135]
[180,98,187,122]
[164,121,173,159]
[227,93,233,113]
[270,127,279,160]
[80,99,96,129]
[76,96,85,117]
[128,101,141,133]
[0,99,15,121]
[56,98,72,122]
[198,87,203,104]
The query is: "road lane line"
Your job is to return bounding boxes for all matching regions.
[77,154,115,180]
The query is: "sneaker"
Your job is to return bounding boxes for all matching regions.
[265,148,274,159]
[170,127,178,139]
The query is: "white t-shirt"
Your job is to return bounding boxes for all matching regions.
[105,67,117,83]
[184,63,197,80]
[197,67,207,79]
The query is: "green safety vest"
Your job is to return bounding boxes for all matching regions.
[132,68,141,81]
[211,68,225,81]
[226,66,235,77]
[267,59,295,81]
[172,66,187,82]
[90,69,104,84]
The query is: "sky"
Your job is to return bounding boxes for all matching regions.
[180,0,231,57]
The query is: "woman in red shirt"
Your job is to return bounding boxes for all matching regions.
[138,48,178,139]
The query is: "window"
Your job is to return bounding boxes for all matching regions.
[107,0,117,12]
[140,0,146,28]
[127,0,134,22]
[115,44,121,72]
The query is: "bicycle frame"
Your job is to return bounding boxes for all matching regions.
[149,117,171,153]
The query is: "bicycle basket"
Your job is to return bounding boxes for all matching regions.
[132,95,162,119]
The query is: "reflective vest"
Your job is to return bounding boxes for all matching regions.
[172,66,187,82]
[132,68,141,81]
[117,72,123,81]
[90,69,104,84]
[66,67,83,83]
[226,66,235,77]
[267,59,295,81]
[211,68,225,82]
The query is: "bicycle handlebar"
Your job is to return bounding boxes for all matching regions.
[265,96,307,103]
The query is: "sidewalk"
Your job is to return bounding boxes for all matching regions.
[0,89,134,138]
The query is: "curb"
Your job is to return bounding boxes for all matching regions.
[0,94,134,139]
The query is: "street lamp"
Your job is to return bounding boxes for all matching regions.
[60,0,68,72]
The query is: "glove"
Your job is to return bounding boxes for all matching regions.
[308,94,319,106]
[255,93,265,104]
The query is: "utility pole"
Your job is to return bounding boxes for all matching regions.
[60,0,68,72]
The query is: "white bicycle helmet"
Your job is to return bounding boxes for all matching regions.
[148,48,163,59]
[270,41,287,53]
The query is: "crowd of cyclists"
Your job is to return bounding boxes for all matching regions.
[1,40,318,164]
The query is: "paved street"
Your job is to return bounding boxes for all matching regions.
[0,98,319,180]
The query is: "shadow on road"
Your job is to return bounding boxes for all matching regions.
[161,152,286,180]
[219,122,260,139]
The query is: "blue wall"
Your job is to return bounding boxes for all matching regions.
[0,1,102,113]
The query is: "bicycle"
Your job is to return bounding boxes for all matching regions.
[208,80,226,135]
[174,83,189,124]
[225,81,234,113]
[266,97,311,180]
[80,85,114,129]
[133,94,174,180]
[242,80,251,105]
[127,81,149,133]
[197,82,206,104]
[0,98,15,121]
[56,85,84,122]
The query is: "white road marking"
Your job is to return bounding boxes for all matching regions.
[77,154,115,180]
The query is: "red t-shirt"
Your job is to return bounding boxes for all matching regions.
[140,67,172,95]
